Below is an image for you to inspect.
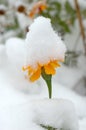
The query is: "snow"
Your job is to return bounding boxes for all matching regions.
[25,16,66,68]
[79,118,86,130]
[16,13,32,30]
[52,82,86,119]
[32,99,78,130]
[14,1,26,8]
[0,60,79,130]
[0,46,84,130]
[0,59,84,130]
[0,4,6,11]
[0,61,79,130]
[0,68,82,130]
[8,0,19,7]
[6,37,26,69]
[0,44,5,64]
[0,42,80,130]
[0,31,19,44]
[0,15,86,130]
[53,65,83,89]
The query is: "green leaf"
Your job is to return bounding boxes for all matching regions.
[58,19,71,33]
[65,1,75,15]
[49,1,62,13]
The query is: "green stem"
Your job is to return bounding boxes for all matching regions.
[45,75,52,99]
[41,68,52,99]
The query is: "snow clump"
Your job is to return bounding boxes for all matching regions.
[25,16,66,68]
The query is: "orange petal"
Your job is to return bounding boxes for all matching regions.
[39,5,47,11]
[29,12,34,18]
[30,68,41,82]
[28,66,35,75]
[29,1,47,18]
[44,64,56,75]
[50,61,61,68]
[22,66,30,71]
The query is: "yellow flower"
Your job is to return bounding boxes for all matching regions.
[22,60,60,82]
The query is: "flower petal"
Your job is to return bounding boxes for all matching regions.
[30,68,41,82]
[28,67,35,75]
[50,60,61,68]
[44,64,56,75]
[39,5,47,11]
[22,66,30,71]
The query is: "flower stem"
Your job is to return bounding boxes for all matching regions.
[45,75,52,98]
[41,68,52,98]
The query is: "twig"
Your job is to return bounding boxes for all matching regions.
[74,0,86,55]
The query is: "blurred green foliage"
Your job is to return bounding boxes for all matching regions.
[41,1,76,33]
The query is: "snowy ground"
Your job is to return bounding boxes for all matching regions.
[0,38,86,130]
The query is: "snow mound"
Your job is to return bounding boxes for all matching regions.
[5,37,26,69]
[32,99,78,130]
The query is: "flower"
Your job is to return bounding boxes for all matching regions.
[23,16,66,82]
[0,5,6,15]
[23,60,60,82]
[17,5,26,13]
[29,0,47,18]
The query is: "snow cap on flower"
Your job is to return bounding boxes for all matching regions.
[25,16,66,68]
[23,16,66,82]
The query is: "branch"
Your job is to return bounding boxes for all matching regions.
[74,0,86,55]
